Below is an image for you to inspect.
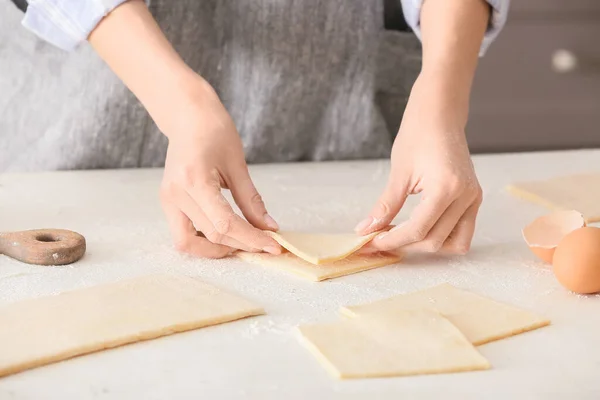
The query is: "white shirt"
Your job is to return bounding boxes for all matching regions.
[21,0,510,54]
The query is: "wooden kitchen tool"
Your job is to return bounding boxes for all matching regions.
[0,229,86,266]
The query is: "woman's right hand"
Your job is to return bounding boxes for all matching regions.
[158,78,282,258]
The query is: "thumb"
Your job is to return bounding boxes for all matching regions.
[355,175,409,235]
[228,163,279,232]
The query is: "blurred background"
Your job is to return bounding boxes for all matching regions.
[1,0,599,161]
[467,0,600,153]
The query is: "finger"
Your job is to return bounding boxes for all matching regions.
[162,184,255,251]
[398,198,471,254]
[162,201,232,259]
[188,173,281,254]
[370,187,457,251]
[354,176,409,235]
[357,244,385,255]
[228,166,279,231]
[357,225,397,254]
[442,197,482,255]
[170,190,257,252]
[356,245,403,257]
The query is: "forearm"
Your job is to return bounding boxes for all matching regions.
[417,0,490,128]
[88,0,202,134]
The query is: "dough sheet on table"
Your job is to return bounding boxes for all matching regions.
[0,274,263,378]
[342,283,550,345]
[507,173,600,223]
[298,309,490,379]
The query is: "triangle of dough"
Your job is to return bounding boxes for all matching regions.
[341,284,550,345]
[298,309,490,379]
[265,231,380,265]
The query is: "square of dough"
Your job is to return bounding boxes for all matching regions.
[298,309,490,379]
[0,274,264,378]
[341,284,549,345]
[507,173,600,223]
[237,251,401,281]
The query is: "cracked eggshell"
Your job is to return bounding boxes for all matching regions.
[522,210,586,264]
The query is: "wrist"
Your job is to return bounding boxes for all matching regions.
[151,70,220,139]
[409,72,470,132]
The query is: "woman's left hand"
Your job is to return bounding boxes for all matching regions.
[355,75,483,255]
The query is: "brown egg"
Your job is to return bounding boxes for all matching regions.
[553,227,600,294]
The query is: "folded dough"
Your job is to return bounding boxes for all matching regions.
[265,231,381,265]
[237,230,401,281]
[238,251,401,281]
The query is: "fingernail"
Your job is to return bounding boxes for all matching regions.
[264,214,279,230]
[374,232,388,241]
[354,217,373,233]
[262,245,281,255]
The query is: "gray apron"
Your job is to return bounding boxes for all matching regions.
[0,0,421,172]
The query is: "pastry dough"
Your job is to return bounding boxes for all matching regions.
[238,251,401,281]
[342,284,549,345]
[237,230,400,281]
[298,309,490,379]
[265,231,381,265]
[0,274,264,378]
[507,173,600,223]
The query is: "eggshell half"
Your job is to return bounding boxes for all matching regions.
[553,227,600,294]
[522,210,586,263]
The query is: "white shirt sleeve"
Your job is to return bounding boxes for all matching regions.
[400,0,511,56]
[21,0,132,51]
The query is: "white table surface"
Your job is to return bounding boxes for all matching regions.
[0,150,599,399]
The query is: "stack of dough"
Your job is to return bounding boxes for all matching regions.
[237,231,402,281]
[298,284,550,379]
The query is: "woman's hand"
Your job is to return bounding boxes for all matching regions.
[356,0,489,255]
[356,76,483,255]
[159,79,282,258]
[89,2,281,258]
